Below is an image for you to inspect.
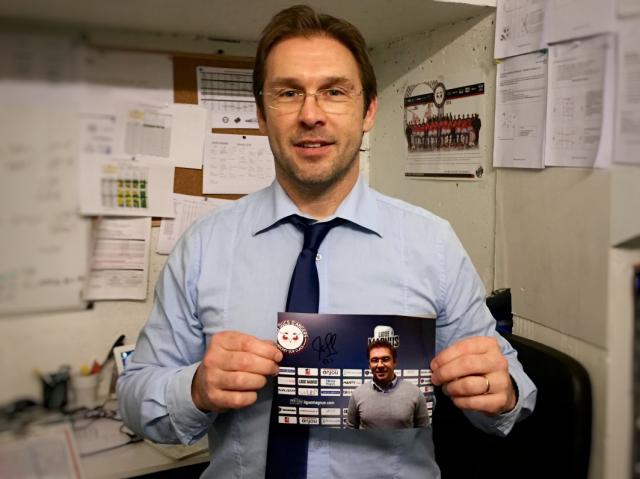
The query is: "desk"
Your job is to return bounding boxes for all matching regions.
[0,401,209,479]
[82,439,209,479]
[71,397,209,478]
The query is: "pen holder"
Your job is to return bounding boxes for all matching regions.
[70,374,99,408]
[41,374,69,410]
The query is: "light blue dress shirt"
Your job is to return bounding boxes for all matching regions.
[118,177,536,479]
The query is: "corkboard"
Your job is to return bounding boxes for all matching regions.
[149,54,264,225]
[170,53,266,201]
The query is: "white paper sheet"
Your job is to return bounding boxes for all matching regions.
[197,66,259,129]
[79,101,207,169]
[0,32,82,106]
[78,48,173,105]
[542,0,616,45]
[78,111,117,156]
[544,35,615,168]
[203,133,275,194]
[0,424,83,479]
[494,51,548,168]
[157,194,233,255]
[614,18,640,165]
[83,217,151,300]
[494,0,545,59]
[73,417,132,457]
[78,155,175,217]
[0,106,90,316]
[118,102,207,169]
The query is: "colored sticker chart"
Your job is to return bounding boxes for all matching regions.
[101,167,148,209]
[78,155,175,218]
[274,313,436,428]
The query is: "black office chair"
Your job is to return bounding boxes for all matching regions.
[432,333,592,479]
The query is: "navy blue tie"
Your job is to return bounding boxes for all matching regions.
[286,215,346,313]
[265,215,345,478]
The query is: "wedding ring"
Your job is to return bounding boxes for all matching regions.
[483,375,491,395]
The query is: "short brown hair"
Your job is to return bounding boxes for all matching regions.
[367,339,397,361]
[253,4,377,117]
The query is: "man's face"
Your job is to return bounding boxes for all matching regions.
[258,35,377,195]
[368,346,396,386]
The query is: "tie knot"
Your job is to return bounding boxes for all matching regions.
[288,215,345,253]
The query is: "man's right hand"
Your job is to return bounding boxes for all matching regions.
[191,331,283,413]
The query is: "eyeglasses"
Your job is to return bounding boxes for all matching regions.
[261,87,363,115]
[369,356,392,365]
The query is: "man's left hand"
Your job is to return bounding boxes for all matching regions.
[430,336,517,416]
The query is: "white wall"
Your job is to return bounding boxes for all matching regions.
[368,11,639,479]
[0,228,165,404]
[369,13,497,292]
[495,168,610,347]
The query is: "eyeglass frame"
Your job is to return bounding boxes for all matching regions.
[259,86,364,114]
[369,355,394,366]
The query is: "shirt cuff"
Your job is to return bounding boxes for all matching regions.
[166,361,216,444]
[465,394,523,437]
[464,369,533,437]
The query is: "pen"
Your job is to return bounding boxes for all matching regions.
[90,360,101,375]
[34,369,52,386]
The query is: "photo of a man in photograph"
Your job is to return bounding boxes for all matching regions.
[346,339,429,429]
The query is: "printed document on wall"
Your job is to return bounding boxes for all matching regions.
[83,217,151,300]
[157,194,233,255]
[118,102,207,169]
[614,18,640,166]
[494,51,547,168]
[79,101,207,169]
[78,155,175,217]
[0,32,81,105]
[203,133,275,194]
[197,66,259,129]
[0,106,90,316]
[542,0,615,45]
[544,35,615,168]
[79,47,173,105]
[494,0,545,60]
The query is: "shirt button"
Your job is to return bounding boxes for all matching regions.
[316,253,322,261]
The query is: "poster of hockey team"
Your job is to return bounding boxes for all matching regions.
[404,80,485,179]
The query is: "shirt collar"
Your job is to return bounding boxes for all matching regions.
[252,175,381,237]
[372,375,399,392]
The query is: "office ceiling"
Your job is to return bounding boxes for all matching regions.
[0,0,494,46]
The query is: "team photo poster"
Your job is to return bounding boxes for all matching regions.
[275,313,436,429]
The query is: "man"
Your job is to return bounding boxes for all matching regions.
[347,340,429,429]
[472,113,482,148]
[118,5,536,478]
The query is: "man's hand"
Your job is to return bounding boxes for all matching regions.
[191,331,283,413]
[430,336,517,416]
